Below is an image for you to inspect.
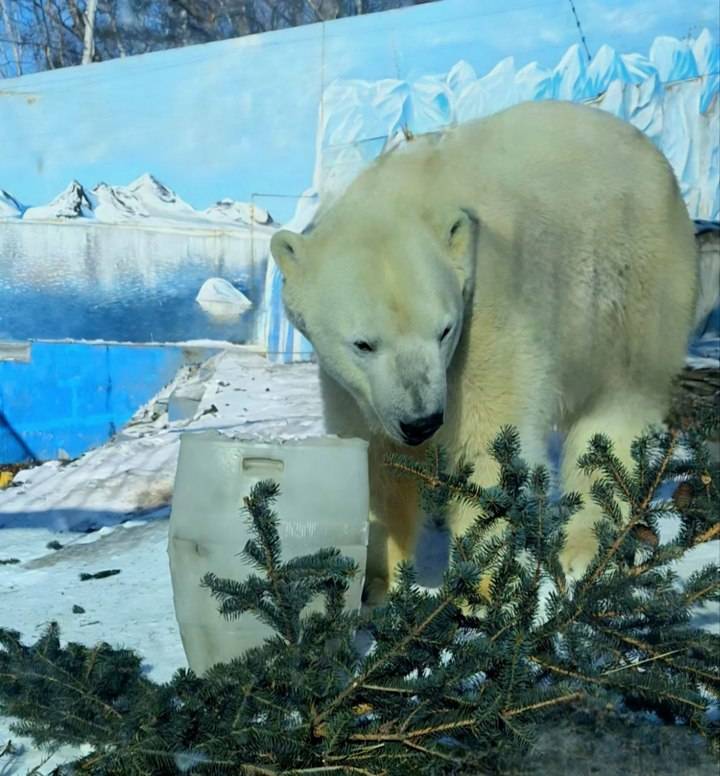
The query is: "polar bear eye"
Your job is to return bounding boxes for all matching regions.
[439,325,453,343]
[354,340,376,354]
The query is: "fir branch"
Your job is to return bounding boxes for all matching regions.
[639,429,680,511]
[685,579,720,606]
[402,738,459,764]
[628,520,719,578]
[600,649,686,675]
[597,627,720,691]
[529,656,606,686]
[383,459,469,504]
[313,596,454,730]
[694,522,720,544]
[287,766,381,775]
[0,665,122,721]
[501,691,585,719]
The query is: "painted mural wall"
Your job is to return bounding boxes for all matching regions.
[0,0,718,357]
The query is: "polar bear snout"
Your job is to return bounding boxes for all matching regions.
[399,412,444,446]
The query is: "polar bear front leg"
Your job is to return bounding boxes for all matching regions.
[363,439,422,606]
[447,424,550,602]
[317,371,417,604]
[559,391,668,581]
[447,449,503,602]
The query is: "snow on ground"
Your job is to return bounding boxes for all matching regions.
[0,350,717,772]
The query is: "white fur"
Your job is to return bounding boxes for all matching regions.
[271,101,697,602]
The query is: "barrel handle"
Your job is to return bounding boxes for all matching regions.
[242,457,285,474]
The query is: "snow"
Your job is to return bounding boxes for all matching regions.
[91,181,150,221]
[0,352,323,535]
[195,277,253,319]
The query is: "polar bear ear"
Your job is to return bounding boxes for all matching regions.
[445,208,478,259]
[270,230,305,279]
[442,208,478,306]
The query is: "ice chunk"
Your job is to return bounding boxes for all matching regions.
[310,29,717,223]
[550,44,588,101]
[410,75,454,133]
[692,27,720,114]
[456,57,518,123]
[446,60,477,94]
[586,44,631,96]
[196,277,252,320]
[515,61,553,102]
[620,52,656,84]
[649,36,699,82]
[202,199,272,226]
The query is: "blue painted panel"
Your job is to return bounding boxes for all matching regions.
[0,342,183,463]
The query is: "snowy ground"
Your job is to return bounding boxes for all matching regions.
[0,350,717,773]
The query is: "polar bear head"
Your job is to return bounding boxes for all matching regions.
[270,206,478,445]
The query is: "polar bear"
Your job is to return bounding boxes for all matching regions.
[271,100,697,604]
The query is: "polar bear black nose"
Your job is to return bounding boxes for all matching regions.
[400,412,444,446]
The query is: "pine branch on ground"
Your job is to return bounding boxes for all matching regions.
[0,416,718,774]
